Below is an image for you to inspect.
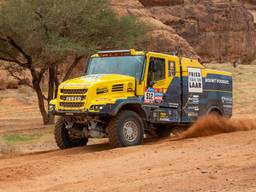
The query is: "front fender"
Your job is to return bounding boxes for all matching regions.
[111,99,143,116]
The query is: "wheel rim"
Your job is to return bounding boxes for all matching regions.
[123,120,139,142]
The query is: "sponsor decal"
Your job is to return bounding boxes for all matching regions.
[147,88,155,92]
[188,95,200,104]
[184,94,200,116]
[221,96,232,104]
[188,112,198,117]
[154,92,163,103]
[81,74,104,82]
[187,106,199,111]
[205,78,230,85]
[168,102,179,108]
[85,74,104,78]
[188,68,203,93]
[159,112,170,121]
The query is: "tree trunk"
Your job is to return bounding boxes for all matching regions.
[34,84,50,125]
[54,65,60,98]
[30,67,50,125]
[47,64,55,124]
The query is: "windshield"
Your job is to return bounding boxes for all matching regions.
[87,56,145,80]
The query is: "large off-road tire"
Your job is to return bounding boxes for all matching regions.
[54,118,88,149]
[154,125,172,138]
[107,110,144,148]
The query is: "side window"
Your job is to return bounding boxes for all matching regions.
[168,61,176,77]
[148,57,166,82]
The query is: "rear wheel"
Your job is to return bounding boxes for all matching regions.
[107,110,144,147]
[54,118,88,149]
[208,109,222,117]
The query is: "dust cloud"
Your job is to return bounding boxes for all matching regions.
[172,115,256,140]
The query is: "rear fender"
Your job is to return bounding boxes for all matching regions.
[207,105,223,116]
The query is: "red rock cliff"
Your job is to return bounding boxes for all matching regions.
[112,0,256,63]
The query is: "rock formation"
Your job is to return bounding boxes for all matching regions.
[111,0,198,59]
[111,0,256,63]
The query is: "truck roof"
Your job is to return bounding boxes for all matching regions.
[93,49,193,60]
[92,49,232,77]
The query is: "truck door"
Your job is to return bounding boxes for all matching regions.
[147,57,167,91]
[163,58,182,122]
[145,55,181,123]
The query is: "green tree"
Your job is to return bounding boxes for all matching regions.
[0,0,147,124]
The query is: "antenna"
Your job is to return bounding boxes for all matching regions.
[177,46,183,58]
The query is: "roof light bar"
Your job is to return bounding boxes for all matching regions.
[97,49,135,57]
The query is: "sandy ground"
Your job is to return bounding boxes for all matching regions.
[0,64,255,191]
[0,129,255,192]
[0,89,45,133]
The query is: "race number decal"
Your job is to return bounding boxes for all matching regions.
[188,68,203,93]
[144,91,154,103]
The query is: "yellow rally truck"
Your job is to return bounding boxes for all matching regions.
[50,49,232,149]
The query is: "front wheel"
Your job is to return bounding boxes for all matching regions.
[107,110,144,147]
[54,118,88,149]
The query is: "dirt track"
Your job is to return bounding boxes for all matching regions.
[0,128,256,192]
[0,65,256,192]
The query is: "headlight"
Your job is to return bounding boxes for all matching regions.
[90,105,105,111]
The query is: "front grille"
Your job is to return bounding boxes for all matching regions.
[61,89,87,94]
[60,102,85,108]
[60,95,86,101]
[112,84,124,92]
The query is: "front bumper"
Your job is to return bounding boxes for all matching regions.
[52,110,112,117]
[49,102,121,117]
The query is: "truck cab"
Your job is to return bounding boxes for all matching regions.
[50,49,232,148]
